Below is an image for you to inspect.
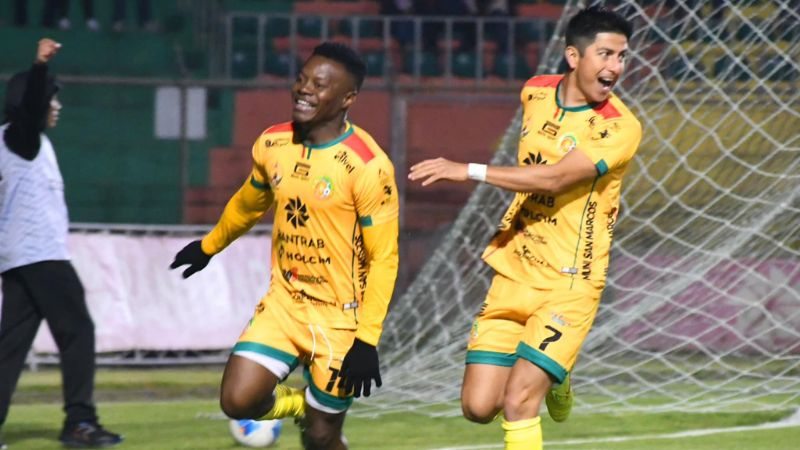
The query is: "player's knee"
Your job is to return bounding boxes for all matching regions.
[220,388,259,419]
[503,387,542,417]
[461,398,498,424]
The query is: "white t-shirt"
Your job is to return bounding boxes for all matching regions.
[0,123,70,273]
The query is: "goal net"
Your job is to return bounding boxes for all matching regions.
[366,0,800,416]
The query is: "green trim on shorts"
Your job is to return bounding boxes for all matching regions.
[465,350,518,367]
[233,341,300,371]
[303,366,354,411]
[516,342,568,383]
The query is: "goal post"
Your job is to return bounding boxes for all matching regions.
[366,0,800,416]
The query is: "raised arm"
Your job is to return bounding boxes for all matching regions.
[4,38,61,160]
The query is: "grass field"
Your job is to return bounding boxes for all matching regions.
[3,367,799,449]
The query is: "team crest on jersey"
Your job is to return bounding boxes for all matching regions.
[557,133,578,153]
[313,176,334,200]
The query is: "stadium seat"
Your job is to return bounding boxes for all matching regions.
[362,52,386,77]
[298,15,324,37]
[264,16,291,38]
[232,16,259,39]
[452,51,481,78]
[515,21,542,43]
[264,51,299,77]
[403,50,442,77]
[339,17,382,38]
[231,45,259,79]
[493,51,532,80]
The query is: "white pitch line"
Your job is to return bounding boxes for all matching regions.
[428,409,800,450]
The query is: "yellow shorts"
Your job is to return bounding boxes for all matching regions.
[465,273,600,383]
[232,288,356,412]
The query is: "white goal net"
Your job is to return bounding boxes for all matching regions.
[367,0,800,416]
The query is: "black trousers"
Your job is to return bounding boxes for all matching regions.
[0,260,98,428]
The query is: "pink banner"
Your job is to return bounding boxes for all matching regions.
[0,233,272,352]
[608,255,800,354]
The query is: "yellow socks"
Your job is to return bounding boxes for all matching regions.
[262,384,305,420]
[502,416,542,450]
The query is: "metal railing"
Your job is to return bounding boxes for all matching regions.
[223,12,556,87]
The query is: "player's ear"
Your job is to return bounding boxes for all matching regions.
[342,90,357,109]
[565,45,580,70]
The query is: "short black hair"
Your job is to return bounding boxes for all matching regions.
[565,6,633,53]
[311,42,366,92]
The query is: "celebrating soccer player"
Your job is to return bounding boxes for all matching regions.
[408,7,641,450]
[171,42,399,450]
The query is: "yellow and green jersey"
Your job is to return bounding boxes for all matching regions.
[483,74,642,294]
[203,121,399,345]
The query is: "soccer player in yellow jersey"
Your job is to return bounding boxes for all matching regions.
[171,42,399,450]
[409,7,640,450]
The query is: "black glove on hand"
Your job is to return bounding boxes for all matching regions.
[169,240,212,278]
[338,338,382,398]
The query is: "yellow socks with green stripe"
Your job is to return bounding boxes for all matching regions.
[262,384,305,420]
[502,417,542,450]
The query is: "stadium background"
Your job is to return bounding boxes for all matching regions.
[0,1,798,447]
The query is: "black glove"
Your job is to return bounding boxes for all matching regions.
[338,338,382,398]
[169,240,212,278]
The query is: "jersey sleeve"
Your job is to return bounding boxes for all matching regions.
[200,137,275,255]
[577,117,642,176]
[352,156,400,346]
[353,156,399,227]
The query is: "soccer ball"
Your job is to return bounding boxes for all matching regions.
[228,419,283,447]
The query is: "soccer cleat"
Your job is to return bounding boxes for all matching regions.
[545,373,573,423]
[59,421,122,448]
[263,384,305,420]
[0,438,7,449]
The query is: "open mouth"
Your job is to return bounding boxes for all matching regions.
[294,98,315,112]
[598,77,614,89]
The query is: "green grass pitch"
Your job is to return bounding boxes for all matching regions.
[3,367,798,449]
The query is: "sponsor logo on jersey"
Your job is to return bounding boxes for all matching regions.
[313,176,334,200]
[592,128,611,140]
[285,197,309,228]
[277,231,325,248]
[523,151,547,166]
[521,229,548,245]
[606,207,618,239]
[270,163,283,187]
[527,193,555,208]
[335,150,356,173]
[514,243,546,266]
[519,207,558,225]
[277,245,332,265]
[527,91,547,102]
[581,201,597,280]
[265,137,290,148]
[353,233,368,293]
[551,313,570,327]
[538,120,560,138]
[379,169,394,206]
[557,133,578,153]
[283,267,327,284]
[292,162,311,179]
